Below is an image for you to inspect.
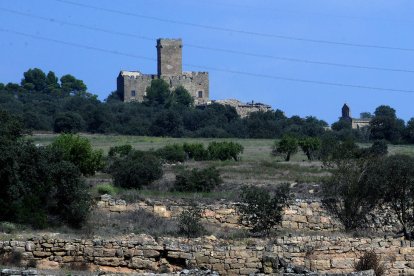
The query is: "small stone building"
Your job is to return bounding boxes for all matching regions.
[117,39,209,104]
[341,103,371,129]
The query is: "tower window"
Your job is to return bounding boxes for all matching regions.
[131,90,136,97]
[198,91,203,98]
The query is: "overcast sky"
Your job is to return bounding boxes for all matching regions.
[0,0,413,123]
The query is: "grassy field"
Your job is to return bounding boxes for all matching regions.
[29,133,414,200]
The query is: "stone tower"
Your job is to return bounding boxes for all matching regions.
[157,39,183,76]
[342,103,351,119]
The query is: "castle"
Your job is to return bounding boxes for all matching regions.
[341,103,371,129]
[117,39,209,104]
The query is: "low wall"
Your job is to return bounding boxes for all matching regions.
[0,235,413,275]
[98,196,400,233]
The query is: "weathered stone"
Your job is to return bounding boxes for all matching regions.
[33,251,51,257]
[36,259,60,270]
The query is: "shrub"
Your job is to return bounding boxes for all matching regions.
[183,142,209,161]
[272,136,298,161]
[207,141,243,161]
[156,144,186,163]
[108,144,133,157]
[173,167,222,192]
[354,251,385,276]
[109,150,163,189]
[50,134,104,176]
[238,184,291,235]
[369,140,388,157]
[96,183,118,196]
[0,222,17,234]
[178,202,206,238]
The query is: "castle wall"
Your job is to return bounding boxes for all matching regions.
[120,72,209,104]
[161,72,209,104]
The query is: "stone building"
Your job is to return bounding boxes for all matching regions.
[213,99,272,118]
[341,103,371,129]
[117,39,209,104]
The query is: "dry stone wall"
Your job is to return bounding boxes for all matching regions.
[98,196,400,233]
[0,235,412,275]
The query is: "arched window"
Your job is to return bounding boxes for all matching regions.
[131,90,136,97]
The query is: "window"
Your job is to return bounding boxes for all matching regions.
[131,90,136,97]
[198,91,203,98]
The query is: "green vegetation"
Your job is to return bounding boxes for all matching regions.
[0,111,91,228]
[178,202,206,238]
[156,144,186,163]
[107,149,163,189]
[50,134,104,176]
[238,184,291,235]
[272,136,299,161]
[355,251,385,276]
[173,167,222,192]
[207,141,244,161]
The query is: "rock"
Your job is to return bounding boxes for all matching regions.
[36,259,60,270]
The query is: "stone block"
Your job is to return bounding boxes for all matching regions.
[239,268,259,275]
[33,251,52,257]
[331,258,355,269]
[109,205,126,212]
[311,259,331,270]
[95,257,121,267]
[400,247,414,254]
[143,249,160,258]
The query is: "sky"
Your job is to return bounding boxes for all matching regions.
[0,0,413,124]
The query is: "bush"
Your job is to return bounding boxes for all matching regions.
[173,167,222,192]
[178,202,206,238]
[369,140,388,157]
[238,184,291,235]
[109,150,163,189]
[183,142,209,161]
[95,183,119,196]
[0,222,17,234]
[108,144,133,157]
[354,251,385,276]
[50,134,104,176]
[207,141,243,161]
[156,144,186,163]
[272,136,298,161]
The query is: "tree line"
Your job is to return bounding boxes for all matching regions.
[1,68,414,144]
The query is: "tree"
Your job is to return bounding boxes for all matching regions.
[60,74,87,96]
[322,157,378,231]
[299,137,321,160]
[150,110,183,137]
[50,134,104,176]
[365,155,414,239]
[53,112,84,133]
[21,68,47,92]
[370,105,405,143]
[0,111,91,228]
[171,86,193,107]
[144,79,171,106]
[273,136,298,161]
[238,184,291,235]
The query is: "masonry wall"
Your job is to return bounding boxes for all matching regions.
[1,235,412,275]
[98,196,400,233]
[120,72,209,104]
